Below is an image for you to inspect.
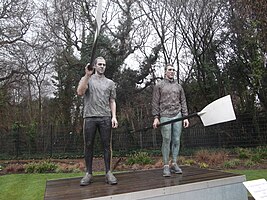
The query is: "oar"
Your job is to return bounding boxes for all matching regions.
[88,0,103,70]
[131,95,236,133]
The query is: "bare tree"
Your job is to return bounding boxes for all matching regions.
[136,0,192,83]
[0,0,34,46]
[0,0,36,82]
[172,0,230,104]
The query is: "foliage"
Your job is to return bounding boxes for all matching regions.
[194,149,228,166]
[126,151,153,165]
[252,146,267,159]
[182,159,197,166]
[199,162,209,169]
[235,147,251,159]
[4,163,25,174]
[52,49,81,126]
[226,0,267,111]
[235,147,266,163]
[244,160,256,168]
[24,161,58,173]
[251,154,262,163]
[191,147,266,169]
[223,159,241,168]
[25,122,38,153]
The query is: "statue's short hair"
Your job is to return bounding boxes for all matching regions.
[93,57,105,66]
[164,64,173,71]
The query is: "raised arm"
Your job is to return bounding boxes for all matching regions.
[77,65,94,96]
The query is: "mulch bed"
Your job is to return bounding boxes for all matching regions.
[0,156,266,175]
[0,157,163,175]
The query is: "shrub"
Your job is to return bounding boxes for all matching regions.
[199,162,209,168]
[207,151,228,165]
[253,146,267,160]
[235,148,250,159]
[183,159,196,166]
[251,154,262,163]
[195,149,210,162]
[25,161,58,173]
[194,149,228,166]
[223,159,241,169]
[126,151,153,165]
[244,160,256,168]
[4,163,25,173]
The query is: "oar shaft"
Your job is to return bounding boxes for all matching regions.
[88,0,102,70]
[88,37,99,69]
[159,113,198,126]
[131,113,198,133]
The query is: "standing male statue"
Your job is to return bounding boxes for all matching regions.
[152,64,190,177]
[77,57,118,185]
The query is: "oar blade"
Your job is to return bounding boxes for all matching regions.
[198,95,236,126]
[94,0,103,43]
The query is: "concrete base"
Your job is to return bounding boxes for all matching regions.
[86,175,247,200]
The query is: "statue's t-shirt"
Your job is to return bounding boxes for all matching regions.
[83,74,116,118]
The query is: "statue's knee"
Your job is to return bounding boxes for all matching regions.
[85,140,93,149]
[162,138,171,145]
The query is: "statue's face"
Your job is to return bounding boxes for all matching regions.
[165,65,176,80]
[95,58,106,75]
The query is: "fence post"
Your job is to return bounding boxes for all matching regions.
[139,131,143,149]
[152,129,157,147]
[17,125,20,158]
[50,124,53,157]
[12,123,20,158]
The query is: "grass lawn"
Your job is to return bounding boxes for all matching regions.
[226,169,267,181]
[1,170,266,200]
[226,169,267,199]
[0,172,85,200]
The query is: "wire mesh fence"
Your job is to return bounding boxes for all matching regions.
[0,112,266,159]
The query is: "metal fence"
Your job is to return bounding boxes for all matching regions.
[0,112,266,158]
